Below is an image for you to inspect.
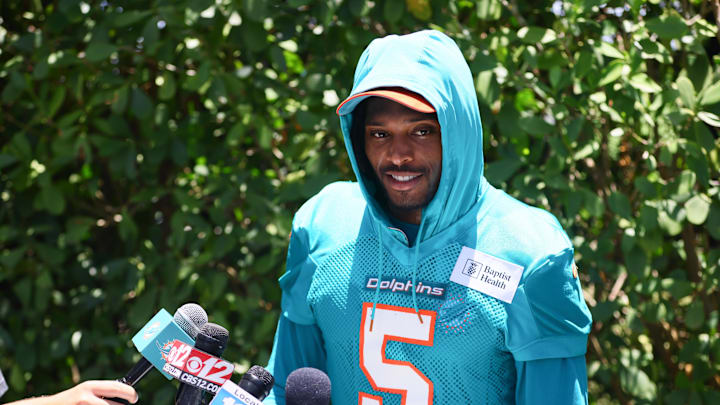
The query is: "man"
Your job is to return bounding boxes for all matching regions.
[265,30,592,404]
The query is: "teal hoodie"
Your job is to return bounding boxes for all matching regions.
[266,30,592,405]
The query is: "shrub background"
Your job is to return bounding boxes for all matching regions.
[1,0,719,403]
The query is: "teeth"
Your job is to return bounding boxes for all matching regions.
[390,174,419,182]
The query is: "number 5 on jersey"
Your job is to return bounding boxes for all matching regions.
[358,302,437,405]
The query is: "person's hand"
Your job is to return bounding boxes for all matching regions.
[8,380,138,405]
[51,380,138,405]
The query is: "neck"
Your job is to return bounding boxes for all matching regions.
[388,206,422,225]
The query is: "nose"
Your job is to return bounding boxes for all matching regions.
[387,135,413,166]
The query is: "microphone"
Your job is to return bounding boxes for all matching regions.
[238,365,275,401]
[285,367,331,405]
[105,303,207,405]
[208,366,275,405]
[175,322,229,405]
[121,303,208,385]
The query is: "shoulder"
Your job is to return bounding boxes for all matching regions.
[476,186,572,268]
[292,181,369,253]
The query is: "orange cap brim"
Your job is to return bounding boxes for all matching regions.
[336,88,435,115]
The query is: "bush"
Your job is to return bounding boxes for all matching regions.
[0,0,718,403]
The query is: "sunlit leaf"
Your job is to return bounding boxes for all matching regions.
[697,111,720,127]
[699,81,720,105]
[685,194,711,225]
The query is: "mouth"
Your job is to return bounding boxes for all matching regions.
[383,172,423,191]
[390,174,420,182]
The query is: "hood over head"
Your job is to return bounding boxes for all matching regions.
[337,30,485,244]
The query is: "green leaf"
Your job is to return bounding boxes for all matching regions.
[573,50,593,79]
[0,154,18,170]
[243,0,269,22]
[646,14,689,39]
[685,300,704,330]
[476,0,502,21]
[13,278,33,308]
[518,116,553,135]
[48,86,66,119]
[113,10,151,27]
[384,0,405,23]
[475,70,499,104]
[405,0,432,20]
[111,86,129,115]
[685,194,711,225]
[620,365,657,400]
[348,0,367,17]
[130,87,153,120]
[158,72,177,101]
[485,157,523,184]
[697,111,720,127]
[598,60,625,87]
[608,192,632,219]
[629,73,662,93]
[85,41,117,62]
[66,217,94,244]
[41,185,66,215]
[676,76,696,109]
[598,42,625,59]
[699,81,720,105]
[517,26,557,44]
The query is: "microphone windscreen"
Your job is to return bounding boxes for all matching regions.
[285,367,331,405]
[194,322,229,356]
[238,365,275,400]
[174,303,208,339]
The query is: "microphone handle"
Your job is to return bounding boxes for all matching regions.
[120,357,154,386]
[175,382,206,405]
[103,358,154,404]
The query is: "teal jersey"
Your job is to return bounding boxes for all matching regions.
[265,30,592,404]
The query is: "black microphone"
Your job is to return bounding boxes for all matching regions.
[285,367,331,405]
[175,322,229,405]
[106,303,208,405]
[120,303,208,386]
[238,365,275,401]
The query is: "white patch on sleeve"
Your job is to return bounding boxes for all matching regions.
[450,246,524,304]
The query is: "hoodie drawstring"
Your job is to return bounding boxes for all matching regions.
[411,211,426,324]
[370,211,426,331]
[369,229,383,332]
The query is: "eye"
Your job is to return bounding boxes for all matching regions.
[368,130,388,138]
[413,127,434,137]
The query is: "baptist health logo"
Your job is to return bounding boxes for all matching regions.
[462,259,511,289]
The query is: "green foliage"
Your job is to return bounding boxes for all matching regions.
[1,0,719,403]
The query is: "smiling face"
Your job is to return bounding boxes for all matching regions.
[363,97,442,225]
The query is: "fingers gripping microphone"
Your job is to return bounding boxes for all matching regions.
[175,322,229,405]
[121,303,208,386]
[285,367,331,405]
[208,365,275,405]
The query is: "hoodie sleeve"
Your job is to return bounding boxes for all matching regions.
[264,316,327,405]
[264,219,327,404]
[515,356,589,405]
[277,222,317,325]
[505,248,592,361]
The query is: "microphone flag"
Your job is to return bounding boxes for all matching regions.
[208,380,263,405]
[162,339,234,394]
[0,368,8,398]
[131,309,194,380]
